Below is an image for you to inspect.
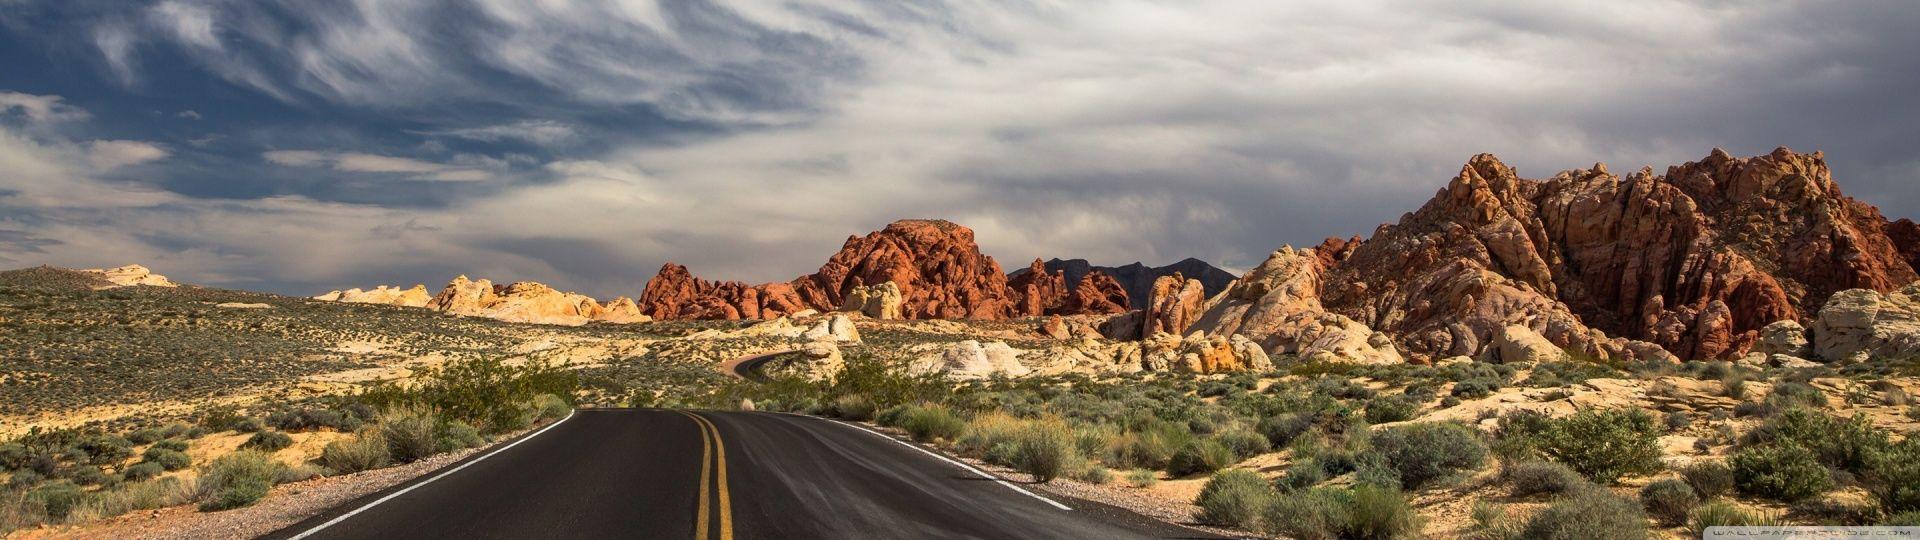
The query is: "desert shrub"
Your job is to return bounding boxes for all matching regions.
[1521,489,1649,540]
[1365,395,1420,424]
[1470,501,1521,540]
[125,429,163,445]
[1497,409,1661,484]
[1168,439,1238,476]
[1125,469,1158,488]
[361,358,578,433]
[380,410,442,463]
[1640,479,1699,525]
[1863,437,1920,514]
[1195,468,1274,528]
[6,470,43,490]
[1681,461,1735,499]
[1664,410,1691,432]
[1261,488,1345,540]
[956,411,1024,457]
[1216,429,1271,460]
[241,430,293,452]
[0,443,28,471]
[1347,485,1420,539]
[68,477,195,522]
[276,463,328,484]
[1743,408,1890,474]
[30,482,85,520]
[1687,501,1779,536]
[122,462,164,482]
[70,466,111,486]
[1452,378,1502,399]
[1113,426,1186,470]
[152,439,188,452]
[531,394,571,421]
[76,435,132,466]
[1257,413,1314,448]
[1767,382,1825,409]
[1074,465,1112,484]
[438,420,485,451]
[828,394,877,421]
[196,450,284,511]
[320,432,390,473]
[1009,419,1079,483]
[1505,460,1587,497]
[1730,444,1833,501]
[1792,492,1881,526]
[141,448,191,471]
[899,404,966,443]
[1278,458,1327,492]
[1885,510,1920,525]
[266,408,361,433]
[1371,422,1486,490]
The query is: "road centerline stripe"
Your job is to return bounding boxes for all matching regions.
[676,410,714,540]
[286,409,577,540]
[686,413,734,539]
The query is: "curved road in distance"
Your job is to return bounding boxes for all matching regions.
[268,409,1226,540]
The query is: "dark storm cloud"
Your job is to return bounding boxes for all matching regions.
[0,0,1917,299]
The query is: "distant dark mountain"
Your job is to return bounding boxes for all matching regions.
[1010,258,1236,309]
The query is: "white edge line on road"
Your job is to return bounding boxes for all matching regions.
[772,412,1071,511]
[287,409,578,539]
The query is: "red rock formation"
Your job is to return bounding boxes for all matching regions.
[1058,271,1130,315]
[639,220,1020,320]
[1145,274,1207,337]
[1888,218,1920,272]
[1317,147,1919,361]
[1007,259,1069,317]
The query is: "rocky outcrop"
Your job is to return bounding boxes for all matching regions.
[1139,331,1274,373]
[761,341,845,382]
[1059,272,1130,315]
[1015,258,1235,309]
[82,265,175,288]
[1146,275,1207,337]
[802,314,862,343]
[909,340,1030,380]
[641,220,1019,320]
[1809,285,1920,363]
[1752,320,1811,357]
[1491,324,1568,364]
[1192,246,1403,364]
[840,281,904,320]
[1007,259,1068,317]
[313,285,430,307]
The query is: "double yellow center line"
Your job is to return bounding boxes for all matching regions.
[675,410,733,540]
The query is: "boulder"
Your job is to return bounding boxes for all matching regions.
[762,341,845,382]
[314,284,431,308]
[1753,320,1811,357]
[1810,285,1920,363]
[801,314,862,343]
[841,281,904,320]
[1492,324,1568,364]
[923,340,1029,380]
[1145,275,1207,337]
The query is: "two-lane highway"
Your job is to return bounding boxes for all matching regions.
[269,409,1222,539]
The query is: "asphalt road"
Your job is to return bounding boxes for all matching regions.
[268,409,1224,540]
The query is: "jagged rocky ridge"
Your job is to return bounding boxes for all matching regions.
[1190,147,1920,363]
[637,219,1134,320]
[1013,258,1236,309]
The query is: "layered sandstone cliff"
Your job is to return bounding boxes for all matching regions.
[1198,147,1920,363]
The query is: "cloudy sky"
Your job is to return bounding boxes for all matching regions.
[2,1,1918,298]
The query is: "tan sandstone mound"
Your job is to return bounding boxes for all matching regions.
[313,284,430,307]
[82,264,175,288]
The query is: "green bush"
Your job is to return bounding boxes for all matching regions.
[142,448,191,471]
[76,435,133,466]
[1009,419,1079,483]
[1257,413,1313,448]
[359,358,578,433]
[829,394,877,421]
[320,432,390,474]
[1497,409,1662,484]
[438,420,485,451]
[1195,468,1275,528]
[1884,510,1920,526]
[1863,437,1920,514]
[71,466,112,486]
[531,394,571,421]
[266,408,362,433]
[1365,395,1419,424]
[1505,460,1587,497]
[1681,461,1735,499]
[1371,422,1487,490]
[380,411,441,463]
[1125,469,1158,488]
[1687,501,1779,536]
[1074,465,1112,484]
[240,430,293,452]
[1347,485,1419,539]
[1744,408,1890,473]
[31,482,85,520]
[1216,429,1271,460]
[898,404,966,443]
[1521,489,1649,540]
[1261,488,1345,540]
[152,439,189,452]
[1730,444,1833,502]
[1168,439,1238,476]
[1278,458,1326,492]
[122,461,164,482]
[1639,479,1699,525]
[196,450,285,511]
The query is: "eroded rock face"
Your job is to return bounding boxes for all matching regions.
[1753,320,1811,357]
[762,341,845,382]
[402,275,648,326]
[1143,275,1206,338]
[841,281,904,320]
[1491,325,1568,365]
[314,285,431,307]
[1140,331,1274,373]
[1059,271,1130,315]
[1008,259,1068,317]
[1809,286,1920,363]
[1193,246,1402,364]
[1307,148,1917,362]
[641,220,1019,320]
[802,314,862,343]
[82,265,175,288]
[912,340,1030,380]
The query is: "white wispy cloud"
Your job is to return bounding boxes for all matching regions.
[86,140,169,169]
[264,149,494,182]
[0,92,91,124]
[415,120,578,146]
